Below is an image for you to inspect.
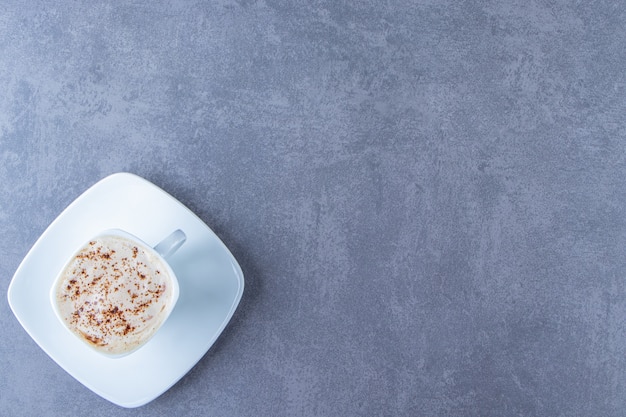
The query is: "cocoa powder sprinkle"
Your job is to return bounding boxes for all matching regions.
[55,234,173,355]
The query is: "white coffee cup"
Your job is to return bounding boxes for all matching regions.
[50,229,186,358]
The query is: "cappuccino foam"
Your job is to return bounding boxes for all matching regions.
[55,234,174,355]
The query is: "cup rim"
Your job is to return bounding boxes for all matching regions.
[49,228,181,358]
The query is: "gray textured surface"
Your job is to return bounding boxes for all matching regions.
[1,1,625,416]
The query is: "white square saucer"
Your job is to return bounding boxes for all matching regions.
[7,173,244,407]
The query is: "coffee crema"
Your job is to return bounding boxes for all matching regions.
[54,234,175,356]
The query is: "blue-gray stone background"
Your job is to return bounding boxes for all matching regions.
[1,1,625,416]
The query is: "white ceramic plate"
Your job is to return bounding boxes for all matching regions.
[7,173,244,407]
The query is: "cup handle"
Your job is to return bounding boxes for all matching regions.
[153,229,187,259]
